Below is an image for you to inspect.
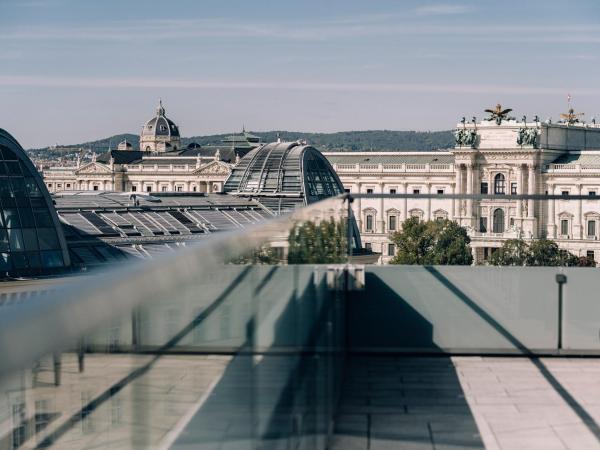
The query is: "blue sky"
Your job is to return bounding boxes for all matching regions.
[1,0,599,148]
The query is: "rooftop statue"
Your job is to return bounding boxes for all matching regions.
[560,108,584,125]
[485,104,514,125]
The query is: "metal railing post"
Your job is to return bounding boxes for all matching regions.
[556,274,567,350]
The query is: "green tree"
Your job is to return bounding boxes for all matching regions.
[489,239,529,266]
[287,218,347,264]
[390,217,472,265]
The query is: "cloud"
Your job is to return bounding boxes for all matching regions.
[415,4,472,15]
[1,75,599,97]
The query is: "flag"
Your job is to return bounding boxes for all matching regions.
[567,93,572,103]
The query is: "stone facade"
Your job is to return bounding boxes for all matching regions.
[326,113,600,264]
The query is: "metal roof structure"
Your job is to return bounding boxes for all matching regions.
[224,141,346,212]
[53,192,274,269]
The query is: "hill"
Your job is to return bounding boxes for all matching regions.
[28,130,455,157]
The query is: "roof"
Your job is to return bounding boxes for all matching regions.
[550,152,600,165]
[323,151,454,165]
[141,101,180,138]
[53,192,274,269]
[97,150,146,165]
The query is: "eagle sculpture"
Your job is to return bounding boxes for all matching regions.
[485,104,513,125]
[560,108,584,125]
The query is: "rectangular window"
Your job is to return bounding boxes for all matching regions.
[92,185,98,191]
[344,188,350,193]
[480,183,488,194]
[562,191,569,196]
[366,215,373,231]
[413,189,420,194]
[176,186,183,192]
[366,188,373,194]
[589,191,597,197]
[437,189,444,195]
[389,189,396,194]
[588,220,596,237]
[388,244,395,256]
[365,242,372,251]
[561,219,569,236]
[479,217,487,232]
[131,186,137,192]
[161,186,167,192]
[510,217,515,226]
[511,183,517,195]
[587,250,595,261]
[66,183,71,189]
[388,215,397,231]
[146,186,152,193]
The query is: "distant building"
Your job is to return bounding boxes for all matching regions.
[42,101,261,194]
[327,106,600,264]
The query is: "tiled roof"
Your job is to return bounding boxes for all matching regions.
[550,152,600,165]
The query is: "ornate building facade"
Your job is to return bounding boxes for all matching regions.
[42,102,259,194]
[326,106,600,264]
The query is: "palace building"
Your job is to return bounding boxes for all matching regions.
[42,101,261,195]
[327,106,600,263]
[42,102,600,265]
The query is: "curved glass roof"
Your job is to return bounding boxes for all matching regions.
[0,129,70,277]
[224,142,345,204]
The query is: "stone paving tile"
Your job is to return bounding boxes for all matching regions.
[333,356,600,450]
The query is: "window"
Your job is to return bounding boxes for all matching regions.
[479,217,487,232]
[57,184,62,189]
[388,244,395,256]
[161,186,167,192]
[511,183,517,195]
[561,219,569,236]
[366,188,373,194]
[480,182,488,194]
[437,189,444,195]
[176,186,183,192]
[389,189,396,194]
[146,186,152,193]
[562,191,569,197]
[588,220,596,237]
[492,208,504,233]
[388,215,397,231]
[193,186,197,192]
[92,185,98,191]
[66,183,71,189]
[587,250,595,261]
[131,185,137,192]
[365,242,372,251]
[589,191,597,197]
[366,215,374,231]
[510,217,515,226]
[494,174,505,194]
[413,189,420,194]
[344,188,350,193]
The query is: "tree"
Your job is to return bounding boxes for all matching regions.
[489,239,529,266]
[390,218,473,265]
[489,238,595,267]
[287,218,347,264]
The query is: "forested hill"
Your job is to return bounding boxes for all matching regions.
[30,130,455,153]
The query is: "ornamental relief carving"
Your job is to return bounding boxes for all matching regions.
[76,163,112,175]
[193,162,232,176]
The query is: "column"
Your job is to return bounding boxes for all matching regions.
[451,183,456,220]
[355,183,362,230]
[575,184,582,239]
[401,182,408,222]
[527,164,535,219]
[516,165,523,219]
[454,165,462,220]
[425,184,431,221]
[548,184,556,238]
[378,182,385,233]
[466,163,473,219]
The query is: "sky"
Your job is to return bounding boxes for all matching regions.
[1,0,599,148]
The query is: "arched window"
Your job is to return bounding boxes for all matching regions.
[494,173,505,194]
[493,208,505,233]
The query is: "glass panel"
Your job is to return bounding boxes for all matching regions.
[3,208,21,228]
[5,161,21,176]
[41,250,64,268]
[8,228,24,252]
[37,228,60,250]
[33,208,54,227]
[18,208,35,227]
[0,229,8,252]
[24,177,42,197]
[22,228,39,251]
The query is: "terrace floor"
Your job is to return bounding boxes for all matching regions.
[332,356,600,450]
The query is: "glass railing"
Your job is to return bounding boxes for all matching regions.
[0,196,352,450]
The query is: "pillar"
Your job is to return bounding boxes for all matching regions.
[402,183,408,223]
[548,184,557,238]
[425,184,431,221]
[527,164,535,219]
[378,182,385,233]
[575,184,582,239]
[454,165,462,220]
[355,183,362,230]
[466,163,473,219]
[516,165,523,219]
